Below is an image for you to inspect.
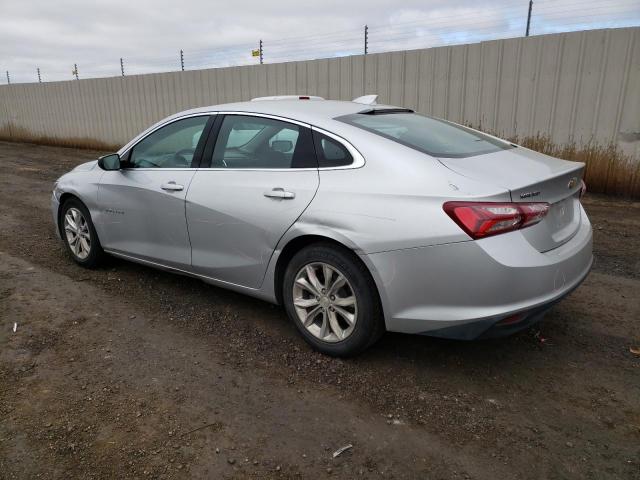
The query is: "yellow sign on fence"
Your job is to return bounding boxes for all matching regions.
[251,49,260,57]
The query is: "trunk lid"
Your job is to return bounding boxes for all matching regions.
[438,147,584,252]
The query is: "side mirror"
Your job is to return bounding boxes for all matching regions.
[98,153,121,171]
[271,140,293,153]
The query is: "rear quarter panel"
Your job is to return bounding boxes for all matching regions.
[301,127,511,254]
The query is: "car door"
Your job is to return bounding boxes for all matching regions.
[186,113,319,289]
[97,114,212,269]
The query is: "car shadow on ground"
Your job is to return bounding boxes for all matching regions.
[95,251,555,375]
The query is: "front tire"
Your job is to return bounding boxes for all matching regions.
[283,242,384,357]
[60,198,105,268]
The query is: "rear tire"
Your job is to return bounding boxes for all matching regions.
[283,242,384,357]
[59,198,105,268]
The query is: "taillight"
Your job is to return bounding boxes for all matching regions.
[443,201,550,239]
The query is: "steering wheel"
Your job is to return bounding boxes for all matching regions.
[173,148,195,167]
[135,157,162,168]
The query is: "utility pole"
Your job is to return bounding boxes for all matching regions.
[525,0,533,37]
[180,49,185,71]
[259,39,263,65]
[120,57,125,77]
[364,25,368,55]
[6,71,10,84]
[37,67,41,83]
[73,64,79,80]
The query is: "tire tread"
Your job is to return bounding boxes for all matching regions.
[60,198,105,268]
[282,241,384,357]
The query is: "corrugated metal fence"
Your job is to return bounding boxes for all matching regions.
[0,27,638,158]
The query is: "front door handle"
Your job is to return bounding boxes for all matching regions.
[161,181,184,191]
[264,188,295,199]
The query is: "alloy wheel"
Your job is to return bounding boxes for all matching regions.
[64,207,91,260]
[292,262,358,343]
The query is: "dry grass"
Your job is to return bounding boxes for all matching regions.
[512,134,640,199]
[0,123,120,152]
[1,122,638,198]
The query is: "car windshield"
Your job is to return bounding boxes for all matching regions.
[336,112,514,158]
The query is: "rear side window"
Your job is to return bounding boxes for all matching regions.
[336,112,513,158]
[211,115,316,168]
[313,132,353,168]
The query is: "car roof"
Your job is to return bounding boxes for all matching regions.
[118,98,406,156]
[178,99,401,131]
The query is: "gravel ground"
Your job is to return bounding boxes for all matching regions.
[0,140,638,480]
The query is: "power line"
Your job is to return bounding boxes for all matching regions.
[535,0,632,8]
[5,0,639,84]
[266,27,370,45]
[366,1,636,33]
[367,10,634,45]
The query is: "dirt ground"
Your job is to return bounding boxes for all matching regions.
[0,140,638,480]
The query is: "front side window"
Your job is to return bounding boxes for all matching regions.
[336,112,513,158]
[128,116,209,168]
[211,115,316,169]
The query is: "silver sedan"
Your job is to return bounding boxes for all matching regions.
[51,95,593,356]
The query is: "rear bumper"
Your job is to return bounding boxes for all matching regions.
[364,206,593,339]
[427,276,586,340]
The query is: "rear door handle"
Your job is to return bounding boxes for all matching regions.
[161,181,184,191]
[264,188,295,199]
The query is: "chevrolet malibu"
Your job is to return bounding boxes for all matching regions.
[52,95,593,356]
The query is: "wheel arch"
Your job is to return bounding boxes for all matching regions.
[56,192,100,243]
[272,233,386,323]
[57,192,83,235]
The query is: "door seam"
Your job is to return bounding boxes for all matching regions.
[183,170,199,267]
[256,168,322,289]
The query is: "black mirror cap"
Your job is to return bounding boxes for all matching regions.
[98,153,121,171]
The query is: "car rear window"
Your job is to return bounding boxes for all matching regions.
[336,112,514,158]
[313,131,353,167]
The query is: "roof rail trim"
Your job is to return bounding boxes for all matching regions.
[251,95,325,101]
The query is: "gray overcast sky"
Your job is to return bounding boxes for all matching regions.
[1,0,638,83]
